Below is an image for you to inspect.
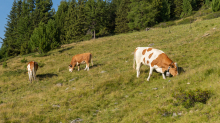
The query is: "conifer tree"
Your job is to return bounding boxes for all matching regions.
[30,20,60,53]
[54,0,69,44]
[2,0,20,56]
[127,0,157,30]
[182,0,193,17]
[174,0,183,18]
[212,0,220,12]
[65,0,77,43]
[115,0,131,33]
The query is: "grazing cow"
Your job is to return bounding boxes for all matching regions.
[133,47,178,81]
[27,61,38,83]
[69,53,93,72]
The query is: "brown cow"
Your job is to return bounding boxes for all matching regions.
[27,61,38,83]
[69,53,93,72]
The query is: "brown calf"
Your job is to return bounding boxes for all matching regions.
[69,53,93,72]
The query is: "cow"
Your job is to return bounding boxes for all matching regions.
[133,47,178,81]
[27,61,38,83]
[69,53,93,72]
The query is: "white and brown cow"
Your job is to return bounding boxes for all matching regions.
[27,61,38,83]
[133,47,178,81]
[69,53,93,72]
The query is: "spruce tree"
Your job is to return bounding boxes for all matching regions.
[115,0,131,34]
[65,0,77,43]
[30,20,60,53]
[174,0,183,18]
[182,0,193,17]
[212,0,220,12]
[127,0,157,30]
[2,0,20,56]
[54,0,69,44]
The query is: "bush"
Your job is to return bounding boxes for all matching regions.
[21,58,28,63]
[2,60,7,68]
[172,88,212,108]
[177,18,196,25]
[155,21,176,28]
[3,69,27,76]
[203,11,220,20]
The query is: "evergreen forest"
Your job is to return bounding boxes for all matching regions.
[0,0,219,59]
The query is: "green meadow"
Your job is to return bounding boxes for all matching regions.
[1,17,220,122]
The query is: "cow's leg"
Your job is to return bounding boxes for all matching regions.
[162,73,166,79]
[33,69,36,81]
[136,63,141,78]
[78,65,80,71]
[84,61,89,71]
[28,71,32,83]
[147,67,154,81]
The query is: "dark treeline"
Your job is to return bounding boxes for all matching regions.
[0,0,219,59]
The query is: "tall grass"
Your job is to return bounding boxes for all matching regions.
[0,17,220,122]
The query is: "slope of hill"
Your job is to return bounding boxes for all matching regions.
[0,17,220,122]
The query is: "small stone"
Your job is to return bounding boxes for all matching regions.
[56,83,62,87]
[72,87,76,90]
[52,105,60,108]
[173,113,177,117]
[100,71,106,73]
[69,77,77,82]
[65,87,69,90]
[70,118,83,123]
[178,113,182,116]
[152,88,158,90]
[187,82,190,84]
[125,95,129,98]
[149,43,154,47]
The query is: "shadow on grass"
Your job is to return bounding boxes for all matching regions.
[58,46,74,53]
[37,73,58,80]
[90,64,103,69]
[178,67,185,75]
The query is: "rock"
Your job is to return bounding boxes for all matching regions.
[178,113,182,116]
[152,88,158,90]
[69,77,77,82]
[187,82,190,84]
[70,118,83,123]
[146,28,150,31]
[56,83,62,87]
[52,105,60,108]
[100,71,106,73]
[148,43,154,47]
[173,113,177,117]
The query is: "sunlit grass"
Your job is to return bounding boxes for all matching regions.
[0,17,220,122]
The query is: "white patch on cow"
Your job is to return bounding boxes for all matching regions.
[69,68,73,72]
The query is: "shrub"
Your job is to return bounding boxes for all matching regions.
[3,69,27,76]
[203,11,220,20]
[177,18,196,25]
[21,58,28,63]
[2,60,7,68]
[172,88,212,108]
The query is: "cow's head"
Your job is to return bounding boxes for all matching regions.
[169,62,178,76]
[69,64,74,72]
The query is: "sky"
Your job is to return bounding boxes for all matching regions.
[0,0,62,48]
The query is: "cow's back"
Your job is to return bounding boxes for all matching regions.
[135,47,164,66]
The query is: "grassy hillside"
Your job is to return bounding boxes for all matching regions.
[0,17,220,122]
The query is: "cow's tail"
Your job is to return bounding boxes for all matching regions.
[133,50,136,69]
[90,54,93,66]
